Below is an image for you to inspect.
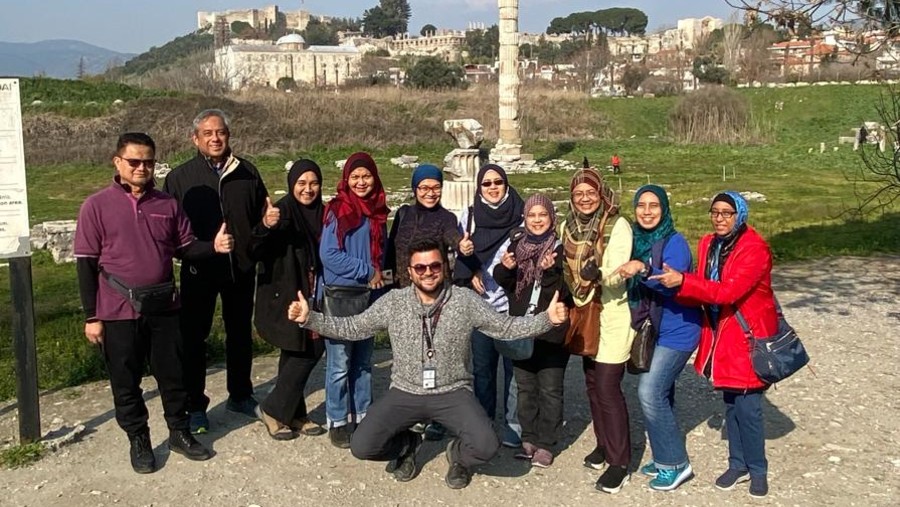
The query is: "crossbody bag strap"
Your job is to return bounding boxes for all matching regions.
[100,268,133,300]
[733,306,754,339]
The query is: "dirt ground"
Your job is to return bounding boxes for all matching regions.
[1,256,898,507]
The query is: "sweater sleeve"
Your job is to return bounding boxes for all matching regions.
[642,233,692,297]
[466,289,555,340]
[302,290,392,339]
[600,217,633,288]
[679,238,772,305]
[319,213,373,282]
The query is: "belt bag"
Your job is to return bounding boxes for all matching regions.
[102,270,177,315]
[322,285,371,317]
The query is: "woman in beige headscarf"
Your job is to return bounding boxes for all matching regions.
[560,167,635,494]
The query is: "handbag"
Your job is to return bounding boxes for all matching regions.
[564,298,601,356]
[627,316,657,374]
[626,236,670,374]
[102,270,177,315]
[321,285,371,317]
[735,302,810,384]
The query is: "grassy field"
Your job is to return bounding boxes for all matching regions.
[2,82,898,401]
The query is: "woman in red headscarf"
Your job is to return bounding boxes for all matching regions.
[319,152,390,449]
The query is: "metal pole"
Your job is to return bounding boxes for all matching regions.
[10,256,40,443]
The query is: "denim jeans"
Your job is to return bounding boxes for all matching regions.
[637,345,693,470]
[324,337,374,428]
[471,330,521,442]
[723,391,768,476]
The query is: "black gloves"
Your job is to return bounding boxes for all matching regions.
[580,259,600,282]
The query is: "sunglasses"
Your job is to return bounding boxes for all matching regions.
[411,261,443,275]
[119,157,156,169]
[480,178,505,188]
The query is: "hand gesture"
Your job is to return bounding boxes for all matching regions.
[214,222,234,254]
[84,321,104,345]
[539,251,558,270]
[458,232,474,256]
[369,268,384,289]
[547,291,568,325]
[649,263,685,288]
[263,197,280,228]
[615,260,645,280]
[579,259,600,281]
[471,271,485,295]
[288,290,310,324]
[501,250,517,269]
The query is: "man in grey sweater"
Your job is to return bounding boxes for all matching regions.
[288,238,568,489]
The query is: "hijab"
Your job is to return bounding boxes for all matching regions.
[705,191,749,328]
[562,168,619,295]
[284,159,324,267]
[631,184,676,264]
[468,163,524,266]
[514,194,558,299]
[411,164,445,215]
[325,152,390,269]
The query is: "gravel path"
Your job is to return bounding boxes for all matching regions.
[1,256,898,507]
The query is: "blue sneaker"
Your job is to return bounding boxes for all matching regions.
[189,411,209,435]
[640,461,658,478]
[649,463,694,491]
[501,428,522,448]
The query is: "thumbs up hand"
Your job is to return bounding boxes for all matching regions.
[263,196,280,228]
[288,290,310,324]
[649,263,685,288]
[547,290,568,325]
[458,232,474,257]
[214,222,234,253]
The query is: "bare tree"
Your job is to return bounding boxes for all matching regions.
[851,87,900,214]
[723,21,744,76]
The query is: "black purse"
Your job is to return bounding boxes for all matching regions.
[102,270,177,315]
[735,301,810,385]
[628,316,657,374]
[627,236,669,374]
[321,285,371,317]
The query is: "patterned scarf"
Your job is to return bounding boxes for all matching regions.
[514,194,558,299]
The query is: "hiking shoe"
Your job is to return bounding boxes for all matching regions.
[387,431,422,482]
[531,448,554,468]
[445,439,472,489]
[583,447,607,470]
[329,425,352,449]
[649,463,694,491]
[189,411,209,435]
[639,460,658,478]
[596,465,630,494]
[226,396,260,418]
[501,429,522,448]
[424,422,447,441]
[515,442,537,460]
[715,468,750,491]
[168,429,212,461]
[749,474,768,498]
[128,431,156,474]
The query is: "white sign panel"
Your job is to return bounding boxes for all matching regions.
[0,78,30,258]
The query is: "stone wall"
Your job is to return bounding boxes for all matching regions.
[30,220,77,263]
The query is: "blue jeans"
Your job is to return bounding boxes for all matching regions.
[638,345,693,470]
[324,337,373,428]
[471,330,520,442]
[723,391,768,476]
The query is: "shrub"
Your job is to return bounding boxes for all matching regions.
[276,77,298,91]
[668,86,767,144]
[406,56,467,90]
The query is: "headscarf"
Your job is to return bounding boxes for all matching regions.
[325,152,390,270]
[456,164,524,280]
[705,191,749,328]
[284,159,324,267]
[411,164,443,191]
[562,168,619,296]
[631,184,676,265]
[514,194,557,299]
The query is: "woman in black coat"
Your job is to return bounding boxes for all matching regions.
[250,159,327,440]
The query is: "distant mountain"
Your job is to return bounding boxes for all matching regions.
[0,39,135,79]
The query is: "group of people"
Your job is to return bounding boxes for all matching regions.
[77,109,782,499]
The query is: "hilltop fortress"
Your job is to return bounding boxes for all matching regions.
[198,5,313,33]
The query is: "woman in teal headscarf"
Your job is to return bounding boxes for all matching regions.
[616,184,702,492]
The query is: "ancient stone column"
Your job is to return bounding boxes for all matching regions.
[494,0,521,158]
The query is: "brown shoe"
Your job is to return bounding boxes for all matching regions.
[260,410,297,441]
[292,417,327,437]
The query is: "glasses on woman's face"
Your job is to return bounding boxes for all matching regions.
[480,178,505,188]
[416,184,442,195]
[709,210,736,220]
[411,261,443,275]
[572,190,599,200]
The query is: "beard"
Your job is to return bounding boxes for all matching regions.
[413,275,445,297]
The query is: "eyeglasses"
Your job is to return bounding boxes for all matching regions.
[119,158,156,169]
[572,190,599,200]
[416,185,442,194]
[411,261,443,275]
[480,179,505,188]
[709,210,736,219]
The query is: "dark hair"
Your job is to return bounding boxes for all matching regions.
[116,132,155,155]
[407,237,448,267]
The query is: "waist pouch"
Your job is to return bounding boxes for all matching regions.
[103,270,177,315]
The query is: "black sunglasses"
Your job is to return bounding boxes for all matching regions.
[411,261,443,275]
[480,178,505,188]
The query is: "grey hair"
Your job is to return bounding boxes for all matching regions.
[192,109,231,133]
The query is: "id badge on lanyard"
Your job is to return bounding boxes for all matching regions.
[422,315,438,389]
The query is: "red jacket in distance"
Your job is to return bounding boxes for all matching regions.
[678,226,778,391]
[611,155,620,166]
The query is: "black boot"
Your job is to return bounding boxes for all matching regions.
[129,431,156,474]
[168,429,213,461]
[444,439,472,489]
[386,431,422,482]
[329,425,352,449]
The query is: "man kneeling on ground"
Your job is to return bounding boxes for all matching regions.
[288,237,568,489]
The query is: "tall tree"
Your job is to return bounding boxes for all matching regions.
[363,0,411,37]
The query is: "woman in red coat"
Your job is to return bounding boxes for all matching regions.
[650,191,778,499]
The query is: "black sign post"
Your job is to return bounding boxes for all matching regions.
[10,256,40,443]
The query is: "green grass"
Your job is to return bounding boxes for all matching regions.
[0,442,45,469]
[19,77,176,117]
[2,83,898,401]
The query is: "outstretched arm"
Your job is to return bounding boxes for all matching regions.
[289,289,390,340]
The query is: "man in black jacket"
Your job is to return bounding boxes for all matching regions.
[162,109,273,433]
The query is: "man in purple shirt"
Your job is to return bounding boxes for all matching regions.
[75,132,233,474]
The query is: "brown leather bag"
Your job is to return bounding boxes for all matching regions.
[564,296,601,357]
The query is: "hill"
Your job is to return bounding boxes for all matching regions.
[110,30,214,77]
[0,39,134,78]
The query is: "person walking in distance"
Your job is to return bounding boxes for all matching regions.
[162,109,270,433]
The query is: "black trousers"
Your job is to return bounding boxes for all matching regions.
[103,313,189,436]
[179,268,256,412]
[513,342,569,449]
[260,342,325,424]
[351,388,500,469]
[583,358,631,467]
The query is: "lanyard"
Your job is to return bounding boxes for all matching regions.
[420,300,446,364]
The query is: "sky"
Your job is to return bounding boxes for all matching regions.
[0,1,739,54]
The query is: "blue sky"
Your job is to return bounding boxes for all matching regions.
[0,1,738,54]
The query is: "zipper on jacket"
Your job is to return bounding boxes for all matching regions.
[217,168,236,283]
